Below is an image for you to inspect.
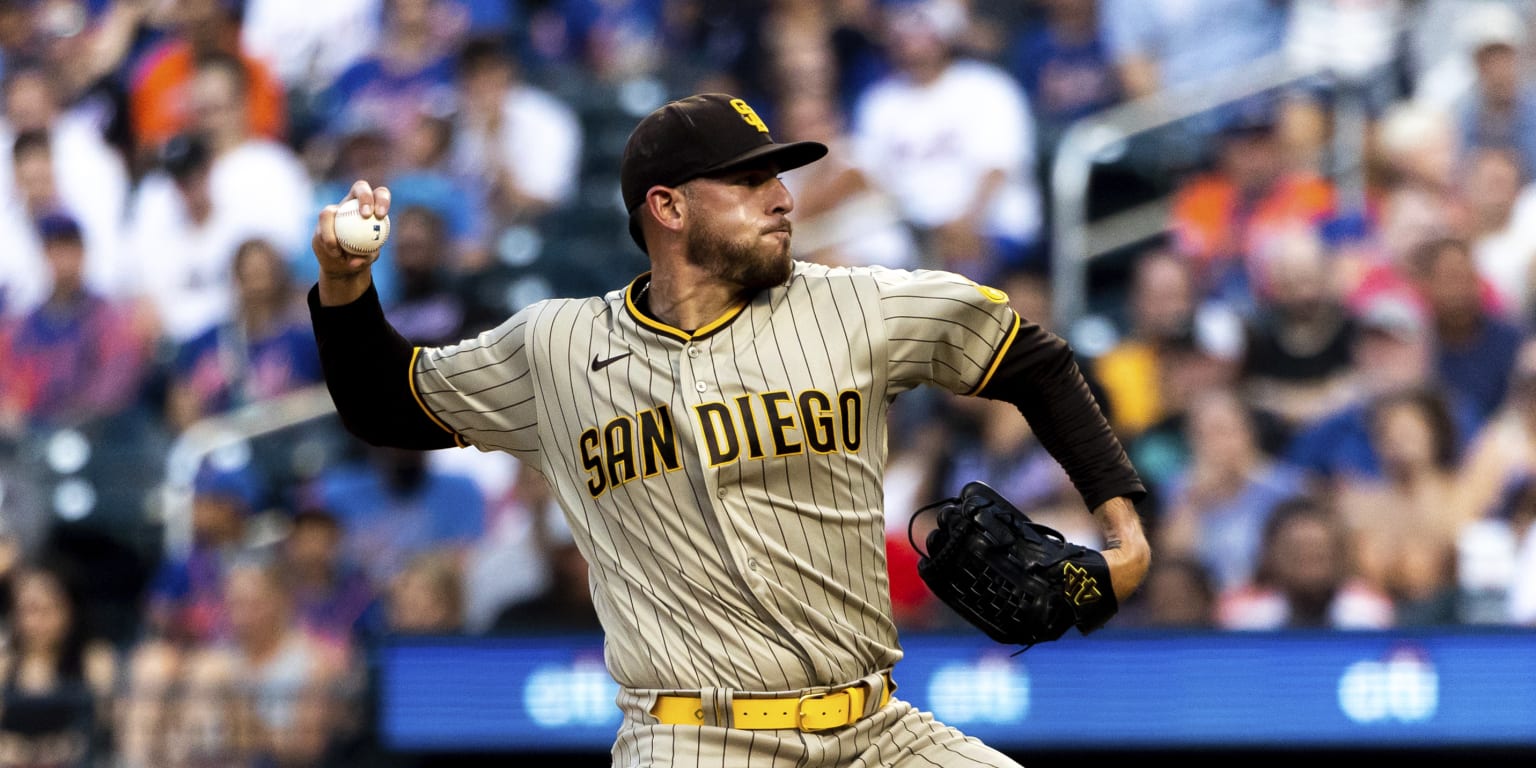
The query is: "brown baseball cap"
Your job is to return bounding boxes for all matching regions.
[621,93,827,250]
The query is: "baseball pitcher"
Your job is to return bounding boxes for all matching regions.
[308,93,1150,766]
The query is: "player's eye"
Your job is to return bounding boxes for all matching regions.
[734,170,777,187]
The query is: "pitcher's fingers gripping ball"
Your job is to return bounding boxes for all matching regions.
[333,197,391,256]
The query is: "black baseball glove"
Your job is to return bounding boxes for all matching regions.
[909,481,1117,649]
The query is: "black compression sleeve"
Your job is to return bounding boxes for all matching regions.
[307,283,461,450]
[974,320,1146,511]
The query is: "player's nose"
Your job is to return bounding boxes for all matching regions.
[767,177,794,216]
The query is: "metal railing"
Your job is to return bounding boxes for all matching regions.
[158,385,338,557]
[1048,52,1338,339]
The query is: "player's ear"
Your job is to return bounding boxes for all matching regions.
[645,185,687,236]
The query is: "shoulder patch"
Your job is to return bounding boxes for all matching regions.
[973,283,1009,304]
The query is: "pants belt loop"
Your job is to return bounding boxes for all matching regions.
[698,687,729,728]
[855,671,886,719]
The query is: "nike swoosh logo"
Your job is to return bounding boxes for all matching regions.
[591,352,633,372]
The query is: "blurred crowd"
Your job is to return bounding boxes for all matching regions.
[0,0,1532,764]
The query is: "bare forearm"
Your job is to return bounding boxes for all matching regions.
[1093,495,1150,601]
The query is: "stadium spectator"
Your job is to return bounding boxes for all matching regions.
[451,35,582,230]
[380,205,470,347]
[0,1,32,83]
[0,562,117,767]
[1406,0,1526,112]
[1169,103,1337,309]
[1453,1,1536,180]
[187,52,313,261]
[1283,0,1407,110]
[124,130,307,343]
[1238,227,1360,429]
[1094,248,1202,439]
[1507,475,1536,624]
[307,445,486,587]
[240,0,383,97]
[1410,236,1524,426]
[280,507,380,648]
[852,0,1041,279]
[489,510,599,635]
[0,62,131,300]
[1338,173,1466,313]
[1286,290,1481,482]
[1334,386,1465,624]
[1127,555,1218,629]
[171,558,352,767]
[1005,0,1121,149]
[0,212,152,438]
[1118,307,1247,519]
[391,107,488,272]
[1462,147,1536,323]
[1349,101,1470,305]
[164,238,320,432]
[386,550,464,635]
[26,0,120,121]
[1453,339,1536,522]
[524,0,665,80]
[777,90,916,269]
[1100,0,1288,101]
[144,458,266,646]
[1099,0,1288,170]
[322,0,460,152]
[1158,387,1308,594]
[127,0,287,167]
[1216,494,1396,629]
[0,130,67,318]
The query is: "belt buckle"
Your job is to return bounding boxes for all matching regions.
[794,688,853,733]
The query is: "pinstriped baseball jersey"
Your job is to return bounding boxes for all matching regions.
[412,260,1019,692]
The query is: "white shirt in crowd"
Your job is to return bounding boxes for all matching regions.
[125,140,313,342]
[1474,184,1536,321]
[852,59,1041,244]
[0,115,132,314]
[241,0,383,93]
[452,85,583,210]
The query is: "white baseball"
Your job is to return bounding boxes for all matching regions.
[332,197,391,256]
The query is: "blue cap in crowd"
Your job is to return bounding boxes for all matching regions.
[193,461,265,513]
[36,211,83,243]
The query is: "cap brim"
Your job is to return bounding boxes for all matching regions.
[702,140,828,178]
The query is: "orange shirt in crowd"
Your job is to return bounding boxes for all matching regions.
[1171,172,1337,293]
[129,42,288,153]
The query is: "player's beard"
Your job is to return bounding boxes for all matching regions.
[685,214,793,291]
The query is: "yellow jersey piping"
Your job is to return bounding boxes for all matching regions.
[624,272,749,342]
[967,310,1021,396]
[409,347,467,447]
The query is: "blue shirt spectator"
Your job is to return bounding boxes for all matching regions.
[1285,393,1482,482]
[0,215,151,435]
[1008,0,1121,133]
[1437,316,1524,425]
[172,323,323,416]
[166,239,322,431]
[1414,237,1526,428]
[310,447,486,585]
[1100,0,1288,96]
[324,56,459,150]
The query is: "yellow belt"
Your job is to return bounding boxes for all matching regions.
[651,672,895,732]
